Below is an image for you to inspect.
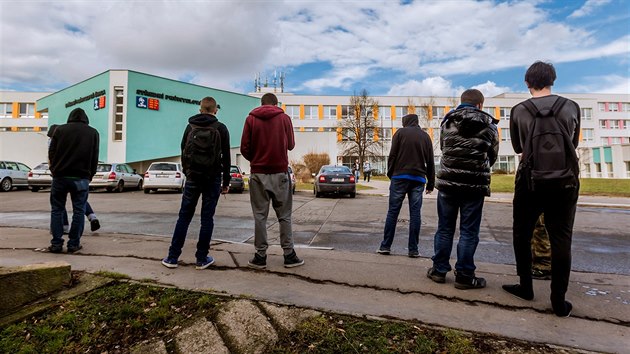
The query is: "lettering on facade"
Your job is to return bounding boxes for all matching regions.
[65,90,107,108]
[135,89,201,107]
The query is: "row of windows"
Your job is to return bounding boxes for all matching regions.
[0,126,47,132]
[598,102,630,112]
[285,105,515,120]
[0,103,39,118]
[599,120,630,129]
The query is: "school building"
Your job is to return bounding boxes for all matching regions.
[1,70,629,178]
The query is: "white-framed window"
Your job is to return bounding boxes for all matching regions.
[415,106,430,119]
[285,105,299,119]
[609,103,619,112]
[19,103,35,118]
[341,105,352,119]
[0,102,12,117]
[583,163,591,178]
[379,106,392,119]
[600,120,607,129]
[625,161,630,178]
[582,128,594,142]
[620,120,627,129]
[395,106,408,118]
[581,108,592,120]
[598,102,606,111]
[304,105,318,119]
[324,105,337,119]
[113,87,124,141]
[500,128,510,141]
[482,107,494,116]
[600,137,609,146]
[622,103,630,112]
[610,120,619,129]
[492,155,516,174]
[595,162,602,177]
[605,162,614,177]
[379,128,393,141]
[432,106,445,119]
[500,107,510,120]
[612,137,622,145]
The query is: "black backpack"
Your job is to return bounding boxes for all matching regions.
[519,97,579,191]
[181,123,222,179]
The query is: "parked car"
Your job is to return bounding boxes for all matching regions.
[90,163,143,192]
[288,165,296,194]
[28,162,53,192]
[0,160,31,192]
[313,165,356,198]
[143,162,185,193]
[229,165,245,193]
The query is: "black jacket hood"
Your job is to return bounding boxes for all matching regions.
[188,113,218,126]
[67,108,89,124]
[443,107,496,137]
[402,114,419,127]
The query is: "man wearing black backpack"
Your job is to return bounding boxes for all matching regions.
[161,97,230,270]
[503,61,581,317]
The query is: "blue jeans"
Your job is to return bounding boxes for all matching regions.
[381,178,424,253]
[167,176,221,262]
[62,200,95,225]
[50,177,90,248]
[432,191,485,275]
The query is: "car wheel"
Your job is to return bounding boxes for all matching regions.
[106,187,113,192]
[350,192,356,198]
[31,187,40,192]
[137,179,143,190]
[1,178,12,192]
[314,187,322,198]
[143,188,150,194]
[116,180,124,193]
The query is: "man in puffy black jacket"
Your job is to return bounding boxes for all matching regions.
[378,113,434,257]
[427,89,498,290]
[48,107,99,253]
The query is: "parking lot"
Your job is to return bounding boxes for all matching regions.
[1,187,629,275]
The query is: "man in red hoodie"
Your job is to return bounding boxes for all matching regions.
[241,93,304,269]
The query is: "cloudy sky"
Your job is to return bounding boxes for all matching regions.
[1,0,628,98]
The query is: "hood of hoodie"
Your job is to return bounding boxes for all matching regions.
[249,105,285,121]
[67,108,89,124]
[402,114,419,127]
[188,113,218,126]
[443,107,496,135]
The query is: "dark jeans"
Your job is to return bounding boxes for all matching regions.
[50,177,90,248]
[431,191,485,275]
[62,200,94,225]
[381,178,424,253]
[167,176,221,262]
[512,173,579,303]
[363,171,371,182]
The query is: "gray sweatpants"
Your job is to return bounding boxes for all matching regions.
[248,172,294,256]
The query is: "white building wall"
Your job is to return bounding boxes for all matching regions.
[0,132,48,168]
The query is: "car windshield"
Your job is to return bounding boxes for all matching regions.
[96,164,112,172]
[230,167,239,173]
[322,166,350,174]
[34,163,49,170]
[149,163,177,171]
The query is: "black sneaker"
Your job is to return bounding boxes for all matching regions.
[426,267,446,283]
[552,300,573,318]
[454,273,486,290]
[408,251,420,258]
[284,251,305,268]
[90,218,101,232]
[531,268,551,280]
[67,244,83,253]
[48,245,63,253]
[502,284,534,300]
[376,248,390,255]
[248,254,267,269]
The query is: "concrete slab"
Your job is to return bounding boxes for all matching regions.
[216,300,278,354]
[175,318,229,354]
[260,302,321,332]
[130,339,168,354]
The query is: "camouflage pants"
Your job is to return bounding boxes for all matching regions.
[531,214,552,271]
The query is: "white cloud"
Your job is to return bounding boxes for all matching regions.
[569,0,612,18]
[387,77,509,98]
[472,81,511,97]
[568,75,630,94]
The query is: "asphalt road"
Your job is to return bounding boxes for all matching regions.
[1,188,628,275]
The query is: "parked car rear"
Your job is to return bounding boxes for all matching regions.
[0,160,31,192]
[314,165,356,198]
[90,163,143,192]
[229,165,245,193]
[28,162,52,192]
[143,162,185,193]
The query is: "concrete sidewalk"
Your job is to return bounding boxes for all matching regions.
[1,227,628,353]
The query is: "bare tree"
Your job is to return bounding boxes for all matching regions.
[337,89,383,172]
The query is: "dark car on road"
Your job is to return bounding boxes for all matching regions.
[313,165,356,198]
[229,165,245,193]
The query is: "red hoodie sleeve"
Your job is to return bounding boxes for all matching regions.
[285,114,295,151]
[240,116,253,161]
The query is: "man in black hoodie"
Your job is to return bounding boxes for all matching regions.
[161,97,230,270]
[378,113,435,257]
[48,107,99,253]
[427,89,498,290]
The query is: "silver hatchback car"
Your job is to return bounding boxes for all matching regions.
[0,160,31,192]
[90,163,144,192]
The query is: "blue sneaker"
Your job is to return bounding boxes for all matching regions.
[161,257,178,268]
[195,256,215,270]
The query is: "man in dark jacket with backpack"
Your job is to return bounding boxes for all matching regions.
[503,61,581,317]
[427,89,498,290]
[162,96,230,270]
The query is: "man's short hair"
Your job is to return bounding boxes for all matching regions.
[525,61,556,90]
[460,89,484,106]
[261,93,278,106]
[200,97,217,113]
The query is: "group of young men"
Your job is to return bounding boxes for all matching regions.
[47,61,579,318]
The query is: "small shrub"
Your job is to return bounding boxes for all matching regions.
[303,152,331,177]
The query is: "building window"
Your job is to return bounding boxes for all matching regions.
[622,103,630,112]
[611,137,622,145]
[605,162,613,177]
[499,107,510,120]
[379,106,392,120]
[582,128,594,142]
[113,87,124,141]
[608,102,619,112]
[395,106,408,118]
[595,162,602,177]
[492,156,516,174]
[600,120,607,129]
[500,128,510,141]
[285,105,299,119]
[598,103,606,111]
[415,106,430,119]
[19,103,35,118]
[432,106,445,119]
[583,163,591,178]
[341,105,352,119]
[304,105,317,119]
[620,120,627,130]
[0,102,12,117]
[610,120,619,129]
[379,128,392,141]
[626,161,630,178]
[324,105,337,119]
[482,107,494,117]
[581,108,592,120]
